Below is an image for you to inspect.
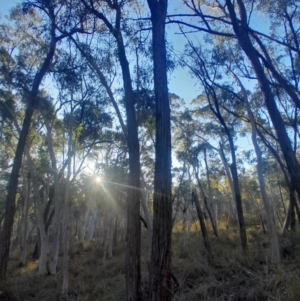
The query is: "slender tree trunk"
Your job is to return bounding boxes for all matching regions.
[0,27,56,279]
[278,181,287,216]
[248,111,280,263]
[88,209,97,241]
[226,0,300,208]
[62,126,72,295]
[26,149,48,275]
[218,143,238,220]
[232,71,280,264]
[44,118,62,275]
[20,171,31,266]
[141,188,152,249]
[194,169,218,237]
[111,10,142,301]
[117,36,142,301]
[204,148,218,232]
[147,1,172,300]
[290,201,296,231]
[209,99,247,252]
[102,211,110,265]
[70,5,141,298]
[79,203,90,243]
[283,198,293,235]
[192,189,211,255]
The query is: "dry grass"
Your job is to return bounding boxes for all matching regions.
[2,228,300,301]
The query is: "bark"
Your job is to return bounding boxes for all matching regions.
[218,142,238,220]
[192,189,211,255]
[78,3,142,298]
[278,181,287,216]
[113,215,118,248]
[32,187,54,260]
[147,1,172,300]
[44,117,62,275]
[20,171,31,266]
[290,201,296,231]
[88,209,98,241]
[140,188,152,249]
[226,0,300,210]
[0,27,56,279]
[194,168,218,237]
[108,216,114,259]
[102,211,114,264]
[79,203,90,243]
[25,149,48,275]
[251,33,300,110]
[236,74,280,265]
[117,31,141,301]
[70,2,143,297]
[62,123,72,295]
[208,92,247,252]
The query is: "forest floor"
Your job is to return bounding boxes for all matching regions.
[1,227,300,301]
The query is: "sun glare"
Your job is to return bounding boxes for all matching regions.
[95,176,101,183]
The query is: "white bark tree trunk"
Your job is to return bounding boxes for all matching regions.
[141,188,152,249]
[62,109,73,295]
[25,149,48,275]
[218,142,238,220]
[88,208,98,241]
[79,203,90,243]
[20,169,31,266]
[102,210,114,265]
[234,72,280,265]
[44,118,62,275]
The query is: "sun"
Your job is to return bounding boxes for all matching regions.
[95,176,101,183]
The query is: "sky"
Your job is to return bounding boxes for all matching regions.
[0,0,254,162]
[0,0,199,103]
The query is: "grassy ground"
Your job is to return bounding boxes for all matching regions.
[1,228,300,301]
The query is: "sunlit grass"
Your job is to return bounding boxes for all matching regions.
[20,260,38,275]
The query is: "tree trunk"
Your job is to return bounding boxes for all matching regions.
[192,189,211,255]
[0,27,56,279]
[26,149,48,275]
[232,71,280,265]
[20,171,31,266]
[194,169,218,237]
[44,118,62,275]
[204,148,218,233]
[147,1,172,300]
[218,143,238,221]
[226,0,300,210]
[71,4,142,298]
[113,10,142,301]
[88,209,98,241]
[62,128,72,295]
[140,188,152,249]
[208,94,247,251]
[79,203,90,243]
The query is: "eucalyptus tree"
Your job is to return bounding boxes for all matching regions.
[184,63,248,251]
[175,146,212,254]
[224,0,300,205]
[0,3,58,279]
[174,111,219,237]
[56,1,142,297]
[196,36,282,262]
[145,1,173,299]
[170,0,300,214]
[231,72,281,264]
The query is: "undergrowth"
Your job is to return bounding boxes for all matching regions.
[1,228,300,301]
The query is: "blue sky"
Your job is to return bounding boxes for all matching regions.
[0,0,199,103]
[0,1,17,15]
[0,0,253,158]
